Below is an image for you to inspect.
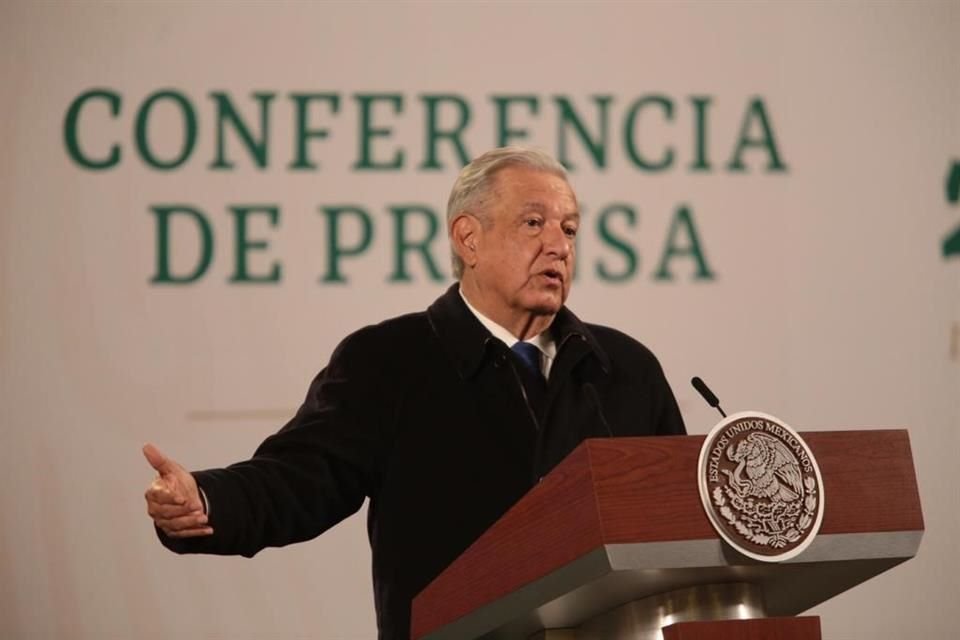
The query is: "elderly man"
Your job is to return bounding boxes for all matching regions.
[144,147,685,639]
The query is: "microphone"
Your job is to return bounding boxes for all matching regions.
[691,376,727,418]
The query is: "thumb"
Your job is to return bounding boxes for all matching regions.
[142,443,176,475]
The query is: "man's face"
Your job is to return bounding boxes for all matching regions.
[470,166,579,321]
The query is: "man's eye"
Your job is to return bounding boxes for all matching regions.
[564,226,578,238]
[524,218,543,228]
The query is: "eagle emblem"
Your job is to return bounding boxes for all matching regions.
[698,412,825,562]
[726,432,803,504]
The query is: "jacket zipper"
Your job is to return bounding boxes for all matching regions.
[506,358,540,432]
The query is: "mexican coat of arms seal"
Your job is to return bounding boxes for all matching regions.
[697,411,825,562]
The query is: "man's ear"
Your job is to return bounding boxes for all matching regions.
[451,213,481,268]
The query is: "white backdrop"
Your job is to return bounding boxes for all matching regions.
[1,2,958,639]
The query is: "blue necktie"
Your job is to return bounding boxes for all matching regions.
[511,341,546,418]
[511,342,544,380]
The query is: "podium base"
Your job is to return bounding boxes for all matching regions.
[663,616,821,640]
[532,582,770,640]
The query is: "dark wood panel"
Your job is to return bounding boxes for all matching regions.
[592,430,923,542]
[589,435,713,542]
[806,430,924,534]
[663,616,822,640]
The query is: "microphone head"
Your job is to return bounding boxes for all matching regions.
[691,376,720,408]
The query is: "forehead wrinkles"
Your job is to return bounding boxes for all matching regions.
[519,202,581,220]
[484,168,580,223]
[492,167,574,196]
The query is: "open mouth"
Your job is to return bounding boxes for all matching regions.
[540,269,563,285]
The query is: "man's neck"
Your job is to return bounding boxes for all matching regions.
[458,280,554,341]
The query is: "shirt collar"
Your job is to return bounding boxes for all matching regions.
[458,287,557,360]
[458,287,558,378]
[426,283,608,380]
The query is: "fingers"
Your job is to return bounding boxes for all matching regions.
[145,479,205,516]
[165,526,214,539]
[149,503,214,538]
[145,480,187,507]
[154,511,209,532]
[146,497,200,519]
[142,443,175,475]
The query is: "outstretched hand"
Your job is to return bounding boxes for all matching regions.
[143,443,213,538]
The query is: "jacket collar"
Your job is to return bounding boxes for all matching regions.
[426,283,611,379]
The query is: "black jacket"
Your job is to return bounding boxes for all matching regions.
[159,284,685,638]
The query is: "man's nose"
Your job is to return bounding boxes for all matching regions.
[542,224,572,258]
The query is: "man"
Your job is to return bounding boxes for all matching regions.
[144,147,685,639]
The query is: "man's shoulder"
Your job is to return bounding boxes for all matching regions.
[332,309,434,362]
[581,321,664,372]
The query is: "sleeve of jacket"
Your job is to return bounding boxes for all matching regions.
[158,326,395,558]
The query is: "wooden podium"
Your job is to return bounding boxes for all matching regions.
[411,430,923,639]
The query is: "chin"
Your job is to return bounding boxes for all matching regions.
[524,292,564,315]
